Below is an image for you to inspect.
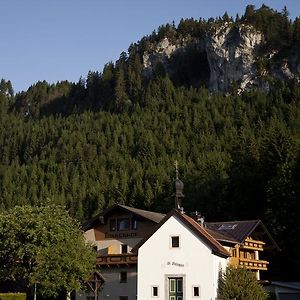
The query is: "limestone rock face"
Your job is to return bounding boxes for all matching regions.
[141,24,300,93]
[142,37,188,77]
[206,24,263,93]
[271,49,300,84]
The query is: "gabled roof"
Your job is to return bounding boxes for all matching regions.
[82,204,165,231]
[205,228,237,244]
[206,220,280,250]
[132,209,230,258]
[116,204,165,223]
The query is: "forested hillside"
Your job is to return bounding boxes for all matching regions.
[0,5,300,279]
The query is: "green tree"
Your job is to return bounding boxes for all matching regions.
[114,67,129,112]
[293,17,300,43]
[218,267,268,300]
[0,204,95,296]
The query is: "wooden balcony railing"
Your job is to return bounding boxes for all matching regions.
[96,254,138,267]
[239,258,269,270]
[229,257,269,271]
[240,237,265,251]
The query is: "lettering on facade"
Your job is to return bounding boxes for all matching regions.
[105,232,138,239]
[166,261,185,267]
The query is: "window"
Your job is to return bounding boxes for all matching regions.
[152,286,158,297]
[193,286,200,297]
[110,217,137,232]
[117,218,130,231]
[121,244,128,254]
[120,272,127,283]
[110,219,116,231]
[171,236,180,248]
[132,218,138,230]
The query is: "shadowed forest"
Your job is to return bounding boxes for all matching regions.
[0,5,300,279]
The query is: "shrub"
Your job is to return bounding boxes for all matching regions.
[218,266,269,300]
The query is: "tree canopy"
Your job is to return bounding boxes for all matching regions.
[0,204,96,296]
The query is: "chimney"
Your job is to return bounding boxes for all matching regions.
[190,211,205,227]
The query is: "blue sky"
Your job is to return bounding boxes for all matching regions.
[0,0,299,92]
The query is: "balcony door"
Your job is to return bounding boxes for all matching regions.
[168,277,183,300]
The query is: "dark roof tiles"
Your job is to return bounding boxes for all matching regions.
[206,220,260,244]
[205,220,280,250]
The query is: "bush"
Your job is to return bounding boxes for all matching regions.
[0,293,26,300]
[218,266,269,300]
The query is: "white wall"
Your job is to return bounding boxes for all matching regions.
[84,228,95,242]
[137,215,227,300]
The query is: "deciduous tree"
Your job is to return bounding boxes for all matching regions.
[0,204,95,296]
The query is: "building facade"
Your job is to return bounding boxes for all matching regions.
[134,209,229,300]
[79,204,278,300]
[77,204,164,300]
[205,219,279,280]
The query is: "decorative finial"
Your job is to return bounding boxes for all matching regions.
[175,160,179,180]
[173,161,184,210]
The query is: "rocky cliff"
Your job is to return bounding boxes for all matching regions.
[142,23,300,93]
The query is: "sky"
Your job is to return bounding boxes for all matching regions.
[0,0,299,93]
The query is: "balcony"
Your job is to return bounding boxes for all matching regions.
[239,257,269,270]
[230,257,269,271]
[240,237,265,251]
[96,254,138,267]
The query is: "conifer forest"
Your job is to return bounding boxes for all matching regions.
[1,5,300,279]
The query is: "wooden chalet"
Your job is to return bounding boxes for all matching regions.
[205,219,280,279]
[79,204,165,300]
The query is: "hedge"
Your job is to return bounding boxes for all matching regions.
[0,293,26,300]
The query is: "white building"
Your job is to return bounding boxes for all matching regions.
[133,209,229,300]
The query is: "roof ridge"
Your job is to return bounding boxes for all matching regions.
[179,213,230,257]
[118,204,165,216]
[206,219,261,224]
